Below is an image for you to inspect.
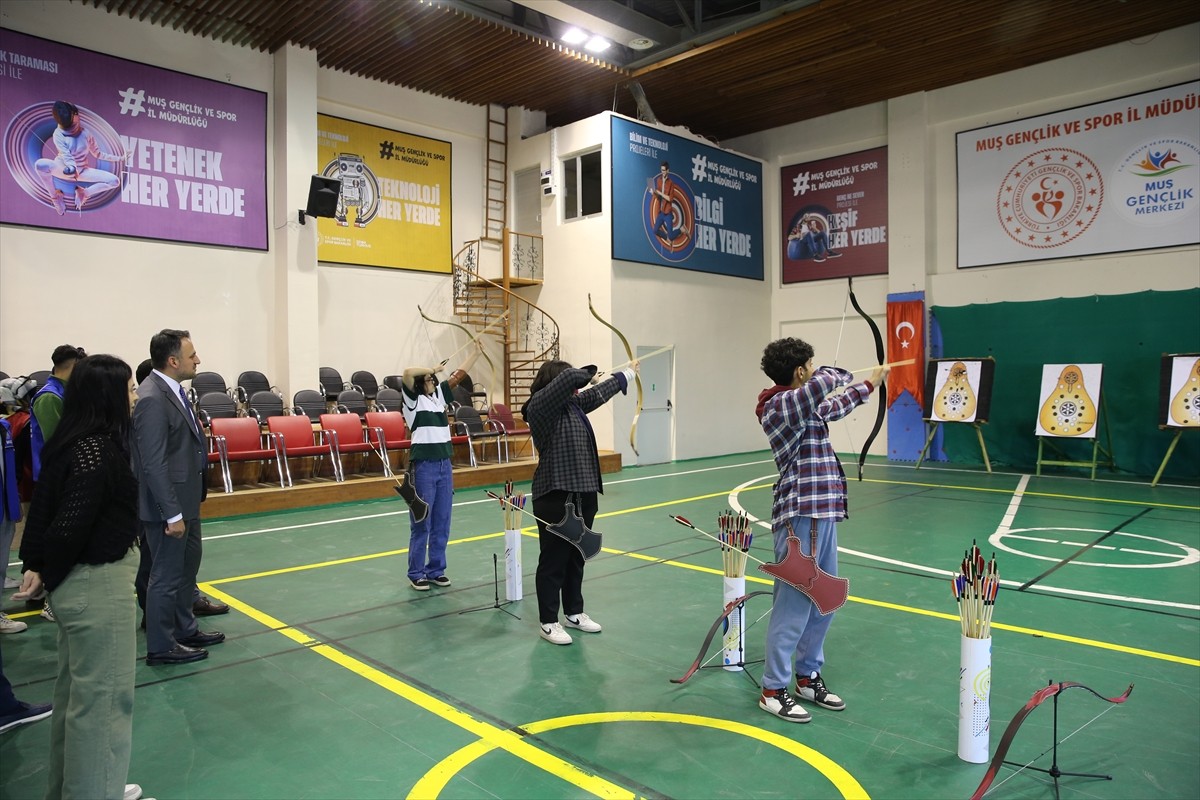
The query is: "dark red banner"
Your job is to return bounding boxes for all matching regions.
[780,146,888,284]
[887,299,925,408]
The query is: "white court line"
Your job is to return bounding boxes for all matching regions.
[727,472,1200,613]
[995,473,1030,534]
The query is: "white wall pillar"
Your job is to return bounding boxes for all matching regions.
[273,45,321,397]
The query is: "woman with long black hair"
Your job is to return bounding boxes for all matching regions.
[521,358,637,645]
[17,354,141,799]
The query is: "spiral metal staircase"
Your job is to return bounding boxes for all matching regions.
[451,232,559,410]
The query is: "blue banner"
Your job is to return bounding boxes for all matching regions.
[611,116,763,280]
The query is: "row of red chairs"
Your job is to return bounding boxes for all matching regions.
[207,409,533,493]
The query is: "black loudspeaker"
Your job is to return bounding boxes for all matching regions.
[299,175,340,224]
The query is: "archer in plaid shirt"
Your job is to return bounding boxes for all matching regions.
[754,337,887,723]
[521,360,636,645]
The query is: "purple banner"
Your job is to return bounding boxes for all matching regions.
[0,29,267,249]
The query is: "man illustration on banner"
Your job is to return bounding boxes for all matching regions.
[34,101,126,216]
[649,161,690,245]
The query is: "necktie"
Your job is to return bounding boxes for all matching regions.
[178,386,199,434]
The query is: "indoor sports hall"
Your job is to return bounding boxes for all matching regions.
[4,454,1196,799]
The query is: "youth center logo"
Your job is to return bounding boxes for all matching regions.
[996,147,1103,249]
[1113,138,1198,227]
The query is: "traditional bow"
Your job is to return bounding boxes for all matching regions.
[969,680,1134,800]
[846,277,886,481]
[669,590,772,684]
[588,293,642,456]
[417,304,501,402]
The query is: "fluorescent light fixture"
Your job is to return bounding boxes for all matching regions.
[584,36,611,53]
[561,28,588,45]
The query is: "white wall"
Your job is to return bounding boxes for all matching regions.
[0,1,276,379]
[0,1,493,401]
[510,113,771,462]
[728,23,1200,456]
[2,3,1196,463]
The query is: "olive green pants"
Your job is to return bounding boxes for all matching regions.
[45,549,137,800]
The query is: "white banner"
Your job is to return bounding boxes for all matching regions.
[957,81,1199,268]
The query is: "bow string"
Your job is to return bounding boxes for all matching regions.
[588,293,642,456]
[969,680,1134,800]
[417,304,501,403]
[846,277,886,481]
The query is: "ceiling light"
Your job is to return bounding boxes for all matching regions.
[628,37,655,50]
[561,28,588,45]
[584,36,610,53]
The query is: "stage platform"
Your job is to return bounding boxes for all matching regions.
[201,451,622,519]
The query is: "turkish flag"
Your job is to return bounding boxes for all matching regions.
[886,299,924,408]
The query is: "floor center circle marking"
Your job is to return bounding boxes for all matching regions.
[411,711,869,799]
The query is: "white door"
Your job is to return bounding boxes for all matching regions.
[635,345,673,465]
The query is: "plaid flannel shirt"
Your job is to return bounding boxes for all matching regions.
[758,366,874,523]
[523,366,627,499]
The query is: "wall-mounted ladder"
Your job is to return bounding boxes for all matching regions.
[484,104,507,244]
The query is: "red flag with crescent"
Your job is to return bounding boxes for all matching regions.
[886,299,924,408]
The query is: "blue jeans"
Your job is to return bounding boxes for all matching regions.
[761,515,839,690]
[407,458,453,581]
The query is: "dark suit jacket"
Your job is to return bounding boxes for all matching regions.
[132,373,207,522]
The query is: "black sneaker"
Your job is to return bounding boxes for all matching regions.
[796,672,846,710]
[409,578,430,591]
[826,250,843,258]
[431,575,451,587]
[758,688,811,723]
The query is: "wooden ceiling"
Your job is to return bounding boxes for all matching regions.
[78,0,1199,143]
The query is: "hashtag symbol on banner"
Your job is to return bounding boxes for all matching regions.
[792,171,810,196]
[690,153,708,182]
[379,140,395,160]
[117,88,147,117]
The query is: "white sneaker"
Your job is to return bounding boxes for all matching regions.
[539,622,572,645]
[0,614,28,634]
[564,613,601,633]
[124,784,143,800]
[39,602,55,623]
[758,688,811,723]
[3,576,18,590]
[795,672,846,711]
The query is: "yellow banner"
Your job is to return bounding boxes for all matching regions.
[316,114,451,272]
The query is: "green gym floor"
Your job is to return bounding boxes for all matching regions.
[2,453,1198,800]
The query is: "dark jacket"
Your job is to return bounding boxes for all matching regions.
[523,366,627,499]
[20,432,138,592]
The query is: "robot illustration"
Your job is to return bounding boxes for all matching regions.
[323,153,380,228]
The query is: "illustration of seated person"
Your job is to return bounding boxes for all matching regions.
[786,213,841,262]
[34,101,125,216]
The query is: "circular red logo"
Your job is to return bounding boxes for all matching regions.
[996,148,1103,249]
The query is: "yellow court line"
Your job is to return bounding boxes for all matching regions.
[410,712,869,800]
[195,477,1198,668]
[198,584,636,799]
[598,477,1199,517]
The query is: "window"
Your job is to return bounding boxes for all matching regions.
[563,149,602,220]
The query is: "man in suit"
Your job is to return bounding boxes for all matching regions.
[132,330,224,666]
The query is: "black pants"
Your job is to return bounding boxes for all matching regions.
[533,490,597,625]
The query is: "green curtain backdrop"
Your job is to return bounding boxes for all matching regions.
[931,289,1199,480]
